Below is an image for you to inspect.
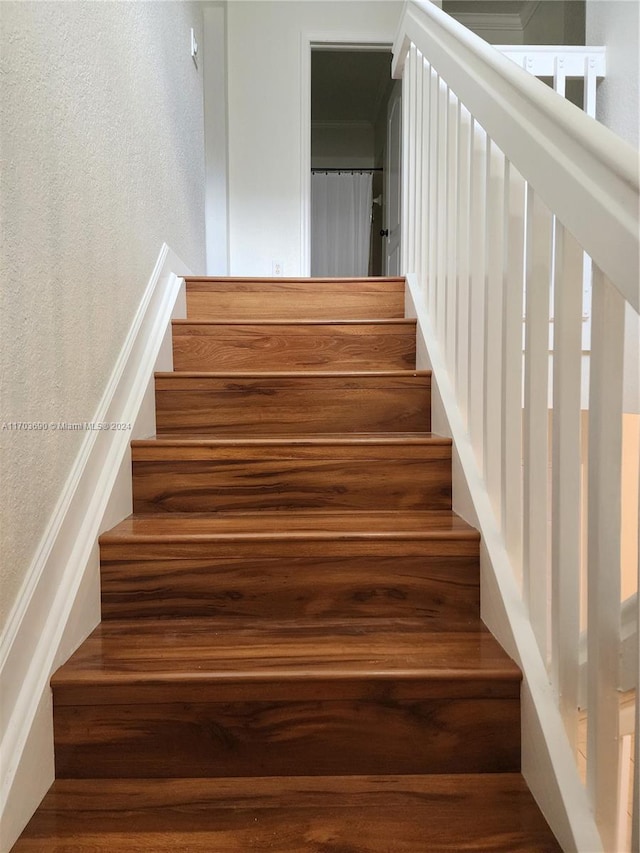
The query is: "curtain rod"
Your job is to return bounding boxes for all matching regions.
[311,167,383,173]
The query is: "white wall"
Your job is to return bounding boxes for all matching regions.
[587,0,640,148]
[204,2,230,274]
[0,1,206,633]
[226,0,402,276]
[522,1,567,43]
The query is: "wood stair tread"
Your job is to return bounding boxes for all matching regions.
[185,276,407,280]
[172,318,417,326]
[132,433,450,447]
[12,774,561,852]
[150,431,440,442]
[101,510,479,542]
[51,617,520,694]
[156,369,429,378]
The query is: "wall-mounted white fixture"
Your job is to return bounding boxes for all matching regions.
[191,28,198,69]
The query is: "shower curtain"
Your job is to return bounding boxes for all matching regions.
[310,171,373,277]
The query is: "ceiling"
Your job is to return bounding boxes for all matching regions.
[311,50,393,124]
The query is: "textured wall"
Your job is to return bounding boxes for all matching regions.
[0,1,206,631]
[587,0,639,148]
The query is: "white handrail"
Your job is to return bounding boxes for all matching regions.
[394,3,639,851]
[393,0,639,312]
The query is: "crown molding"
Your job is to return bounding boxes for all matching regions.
[451,11,523,32]
[519,1,542,29]
[449,1,541,34]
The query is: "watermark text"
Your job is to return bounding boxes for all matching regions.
[2,421,132,432]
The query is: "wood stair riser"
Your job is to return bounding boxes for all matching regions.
[155,373,431,436]
[100,553,480,622]
[131,443,452,514]
[185,278,406,321]
[53,695,520,778]
[172,321,417,372]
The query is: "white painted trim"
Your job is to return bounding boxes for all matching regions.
[496,46,606,79]
[450,12,524,34]
[300,31,394,278]
[448,1,541,35]
[0,244,189,853]
[405,273,603,853]
[519,1,542,30]
[301,32,312,277]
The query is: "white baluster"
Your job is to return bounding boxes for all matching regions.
[407,45,417,273]
[455,101,472,419]
[436,74,448,339]
[553,56,566,98]
[413,47,423,277]
[523,186,553,661]
[483,140,506,516]
[446,87,459,372]
[420,57,431,299]
[428,65,439,319]
[586,265,625,851]
[468,119,487,469]
[584,56,597,119]
[502,162,526,580]
[550,221,584,751]
[400,49,411,275]
[415,50,425,284]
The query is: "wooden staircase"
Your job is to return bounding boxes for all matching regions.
[13,277,561,851]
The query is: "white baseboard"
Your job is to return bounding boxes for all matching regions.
[405,275,603,853]
[0,243,189,853]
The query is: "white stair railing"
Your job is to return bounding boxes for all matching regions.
[393,2,639,851]
[497,45,605,116]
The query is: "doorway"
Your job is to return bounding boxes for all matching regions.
[309,47,397,277]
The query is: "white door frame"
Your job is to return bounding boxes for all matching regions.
[384,80,402,275]
[300,34,393,277]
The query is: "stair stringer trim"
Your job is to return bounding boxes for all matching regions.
[405,273,602,853]
[0,244,189,853]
